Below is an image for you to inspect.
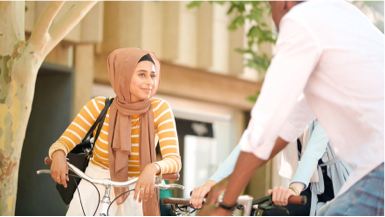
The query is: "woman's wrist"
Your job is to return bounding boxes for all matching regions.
[52,150,66,160]
[205,180,218,188]
[147,163,160,175]
[289,182,304,196]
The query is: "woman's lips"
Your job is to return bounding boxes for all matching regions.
[141,88,151,93]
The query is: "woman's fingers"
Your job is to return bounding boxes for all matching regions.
[62,165,68,188]
[283,190,292,206]
[149,184,154,199]
[139,187,145,203]
[197,187,210,208]
[190,188,199,208]
[60,173,67,188]
[143,186,150,202]
[134,185,140,201]
[195,191,204,208]
[192,187,204,208]
[272,187,278,205]
[50,151,68,186]
[271,186,296,206]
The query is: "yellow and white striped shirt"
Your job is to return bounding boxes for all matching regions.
[49,97,181,177]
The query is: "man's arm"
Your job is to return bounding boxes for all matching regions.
[190,145,241,208]
[198,16,321,216]
[222,137,289,206]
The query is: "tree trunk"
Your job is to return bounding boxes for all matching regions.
[0,2,39,215]
[0,1,96,214]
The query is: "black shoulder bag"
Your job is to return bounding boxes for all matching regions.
[56,97,114,205]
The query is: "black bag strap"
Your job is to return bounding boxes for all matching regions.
[94,98,114,143]
[82,97,114,143]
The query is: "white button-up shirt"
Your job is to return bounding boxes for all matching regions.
[240,0,384,196]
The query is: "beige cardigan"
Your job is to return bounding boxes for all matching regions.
[277,126,320,183]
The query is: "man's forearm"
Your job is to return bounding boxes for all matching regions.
[222,137,289,205]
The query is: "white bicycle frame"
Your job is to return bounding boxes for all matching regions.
[37,162,185,216]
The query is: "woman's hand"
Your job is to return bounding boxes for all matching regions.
[267,186,297,206]
[190,180,217,208]
[134,163,159,203]
[50,150,69,188]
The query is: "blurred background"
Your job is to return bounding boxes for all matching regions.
[15,1,383,215]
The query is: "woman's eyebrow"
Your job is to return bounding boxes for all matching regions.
[137,69,149,72]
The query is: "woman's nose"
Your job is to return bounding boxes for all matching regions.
[146,76,153,85]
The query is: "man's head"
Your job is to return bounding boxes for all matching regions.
[269,1,304,29]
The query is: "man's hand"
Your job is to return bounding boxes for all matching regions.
[206,177,230,205]
[197,204,232,216]
[199,137,289,215]
[190,180,217,208]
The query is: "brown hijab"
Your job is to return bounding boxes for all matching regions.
[107,47,161,216]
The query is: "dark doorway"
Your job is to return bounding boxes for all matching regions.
[16,62,74,215]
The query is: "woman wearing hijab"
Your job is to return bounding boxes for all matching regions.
[48,48,181,216]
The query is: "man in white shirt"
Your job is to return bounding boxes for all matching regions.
[198,0,384,216]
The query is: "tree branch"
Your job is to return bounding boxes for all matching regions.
[29,1,65,48]
[45,1,97,55]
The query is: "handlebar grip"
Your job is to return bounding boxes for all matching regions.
[288,195,307,205]
[45,157,52,166]
[161,197,190,206]
[161,173,179,181]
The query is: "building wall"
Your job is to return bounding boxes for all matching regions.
[25,1,279,202]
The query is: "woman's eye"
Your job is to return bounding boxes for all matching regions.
[139,73,145,77]
[151,74,156,78]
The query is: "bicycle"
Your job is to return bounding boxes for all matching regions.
[161,193,306,216]
[38,158,185,216]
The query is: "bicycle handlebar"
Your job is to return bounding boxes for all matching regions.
[287,195,306,205]
[39,158,184,189]
[43,157,180,181]
[161,195,307,207]
[252,195,306,205]
[162,197,191,206]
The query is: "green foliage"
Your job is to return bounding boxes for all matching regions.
[187,1,276,75]
[187,0,385,102]
[246,90,260,103]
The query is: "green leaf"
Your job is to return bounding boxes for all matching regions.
[187,1,203,9]
[246,90,260,103]
[228,15,245,31]
[213,1,226,5]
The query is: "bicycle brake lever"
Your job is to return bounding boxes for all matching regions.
[258,199,289,215]
[155,180,185,190]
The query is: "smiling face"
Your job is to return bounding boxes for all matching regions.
[129,60,157,102]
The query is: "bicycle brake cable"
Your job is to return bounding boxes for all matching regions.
[68,173,101,216]
[106,188,134,216]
